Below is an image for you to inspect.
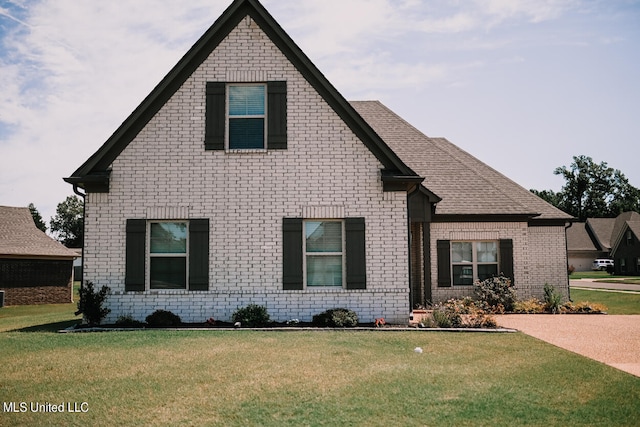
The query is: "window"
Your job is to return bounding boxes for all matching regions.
[451,241,498,286]
[149,222,188,289]
[304,220,344,287]
[125,218,209,292]
[626,230,633,246]
[437,239,512,288]
[620,258,626,274]
[228,84,266,149]
[282,218,366,290]
[205,81,287,151]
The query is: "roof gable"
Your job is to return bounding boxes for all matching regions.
[64,0,417,191]
[610,212,640,254]
[0,206,77,258]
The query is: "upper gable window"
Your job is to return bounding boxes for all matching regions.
[205,81,287,151]
[228,84,266,150]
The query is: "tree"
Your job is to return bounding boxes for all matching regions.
[531,155,640,221]
[28,203,47,232]
[50,195,84,247]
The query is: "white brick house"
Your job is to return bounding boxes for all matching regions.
[65,0,573,324]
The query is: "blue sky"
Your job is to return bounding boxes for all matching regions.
[1,0,639,224]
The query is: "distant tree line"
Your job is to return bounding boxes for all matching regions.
[29,195,84,247]
[530,155,640,221]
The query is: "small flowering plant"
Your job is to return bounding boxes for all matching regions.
[286,318,300,326]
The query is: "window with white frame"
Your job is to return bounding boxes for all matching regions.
[149,221,188,289]
[227,84,266,149]
[451,241,498,286]
[304,220,344,287]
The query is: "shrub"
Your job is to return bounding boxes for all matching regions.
[543,283,563,314]
[145,309,182,327]
[115,315,145,328]
[513,298,546,314]
[474,275,517,312]
[75,281,111,325]
[232,304,271,327]
[312,308,359,327]
[430,298,496,328]
[563,301,608,314]
[568,265,575,275]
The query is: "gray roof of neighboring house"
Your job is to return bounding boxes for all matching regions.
[351,101,573,220]
[566,222,600,252]
[610,212,640,253]
[586,217,617,250]
[0,206,77,258]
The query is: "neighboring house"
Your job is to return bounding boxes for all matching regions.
[0,206,77,305]
[64,0,573,324]
[566,222,610,271]
[610,212,640,275]
[567,212,640,273]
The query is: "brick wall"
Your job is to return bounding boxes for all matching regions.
[429,221,569,302]
[1,285,72,306]
[83,17,410,324]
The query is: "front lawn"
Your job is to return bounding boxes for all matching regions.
[1,302,639,426]
[570,271,640,280]
[571,288,640,315]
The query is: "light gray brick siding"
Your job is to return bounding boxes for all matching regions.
[430,222,569,302]
[84,17,410,324]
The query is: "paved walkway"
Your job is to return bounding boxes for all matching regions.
[570,278,640,293]
[494,314,640,378]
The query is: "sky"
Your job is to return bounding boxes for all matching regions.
[1,0,639,226]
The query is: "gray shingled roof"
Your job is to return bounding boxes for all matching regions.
[586,217,617,250]
[351,101,573,219]
[0,206,77,258]
[566,222,599,251]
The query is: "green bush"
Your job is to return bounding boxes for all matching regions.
[75,281,111,325]
[474,275,517,312]
[543,283,563,314]
[312,308,359,327]
[145,310,182,327]
[232,304,271,327]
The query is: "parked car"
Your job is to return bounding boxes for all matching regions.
[592,259,614,271]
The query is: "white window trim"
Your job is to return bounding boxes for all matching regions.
[451,241,499,286]
[225,83,267,152]
[303,219,346,289]
[147,220,189,290]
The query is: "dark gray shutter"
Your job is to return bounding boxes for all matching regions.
[346,218,366,289]
[267,81,287,149]
[499,239,514,284]
[205,82,225,150]
[282,218,303,290]
[125,219,146,291]
[436,240,451,287]
[189,219,210,291]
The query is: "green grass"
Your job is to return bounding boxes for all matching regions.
[570,288,640,314]
[1,299,639,426]
[569,271,640,280]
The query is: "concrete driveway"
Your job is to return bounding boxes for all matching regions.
[495,314,640,377]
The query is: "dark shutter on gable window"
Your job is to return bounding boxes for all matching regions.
[499,239,514,284]
[189,219,209,291]
[346,218,366,289]
[437,240,451,287]
[125,219,146,291]
[282,218,303,290]
[267,81,287,149]
[205,82,225,150]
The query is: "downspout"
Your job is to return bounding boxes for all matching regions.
[72,185,86,300]
[565,221,573,302]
